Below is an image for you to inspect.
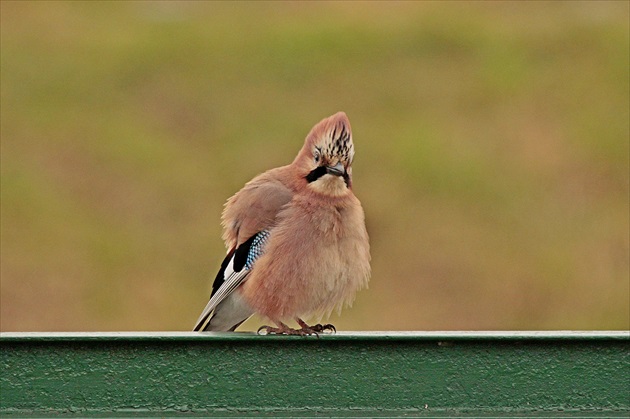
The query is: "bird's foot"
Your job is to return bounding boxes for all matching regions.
[296,318,336,336]
[257,320,335,337]
[308,323,337,334]
[257,324,312,336]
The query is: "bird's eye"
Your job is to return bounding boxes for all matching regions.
[313,150,320,163]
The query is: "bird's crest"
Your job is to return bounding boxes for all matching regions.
[295,112,355,168]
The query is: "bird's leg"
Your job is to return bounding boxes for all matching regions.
[296,318,336,335]
[257,321,308,336]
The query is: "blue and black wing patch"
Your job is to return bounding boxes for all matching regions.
[194,230,271,331]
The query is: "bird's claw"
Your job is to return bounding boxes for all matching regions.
[308,323,336,334]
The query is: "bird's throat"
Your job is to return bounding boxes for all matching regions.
[308,174,349,197]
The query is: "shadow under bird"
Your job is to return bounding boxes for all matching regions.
[193,112,371,335]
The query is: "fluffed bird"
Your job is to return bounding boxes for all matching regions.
[193,112,370,335]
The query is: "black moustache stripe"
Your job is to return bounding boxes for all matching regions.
[306,166,350,187]
[305,166,328,183]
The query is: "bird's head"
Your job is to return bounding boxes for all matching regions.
[294,112,355,197]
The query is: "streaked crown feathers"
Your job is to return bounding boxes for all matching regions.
[295,112,355,167]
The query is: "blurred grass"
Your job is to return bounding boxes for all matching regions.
[1,1,628,331]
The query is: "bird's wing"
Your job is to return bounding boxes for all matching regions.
[221,169,293,248]
[193,230,271,331]
[195,168,292,331]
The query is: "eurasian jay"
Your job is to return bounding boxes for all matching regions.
[193,112,370,335]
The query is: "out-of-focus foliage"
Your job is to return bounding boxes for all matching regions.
[1,1,628,331]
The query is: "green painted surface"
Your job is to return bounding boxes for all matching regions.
[1,332,629,417]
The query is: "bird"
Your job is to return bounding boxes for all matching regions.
[193,111,371,335]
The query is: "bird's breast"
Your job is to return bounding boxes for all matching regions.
[240,194,370,321]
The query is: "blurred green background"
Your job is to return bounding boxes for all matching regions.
[1,1,628,332]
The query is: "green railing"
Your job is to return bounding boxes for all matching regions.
[1,331,628,417]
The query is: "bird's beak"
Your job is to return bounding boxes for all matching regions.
[325,162,346,177]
